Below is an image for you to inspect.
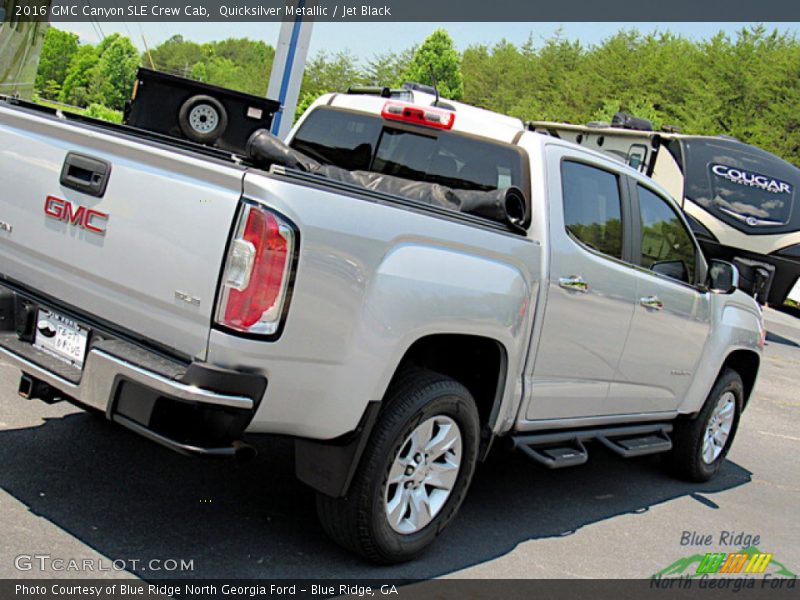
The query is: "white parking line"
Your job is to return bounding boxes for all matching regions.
[758,430,800,442]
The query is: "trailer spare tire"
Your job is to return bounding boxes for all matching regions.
[178,94,229,144]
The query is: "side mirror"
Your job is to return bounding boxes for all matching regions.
[651,260,688,283]
[708,259,739,294]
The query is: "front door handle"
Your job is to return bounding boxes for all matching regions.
[640,295,664,310]
[559,275,589,293]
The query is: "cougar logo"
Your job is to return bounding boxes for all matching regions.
[711,164,792,195]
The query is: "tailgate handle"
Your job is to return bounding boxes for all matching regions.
[60,153,111,198]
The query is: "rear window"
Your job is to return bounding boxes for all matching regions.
[291,106,526,193]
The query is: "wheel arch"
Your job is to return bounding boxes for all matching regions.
[388,333,509,438]
[296,333,509,498]
[720,349,760,409]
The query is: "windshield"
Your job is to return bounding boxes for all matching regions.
[682,137,799,232]
[291,106,527,193]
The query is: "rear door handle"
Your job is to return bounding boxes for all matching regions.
[60,152,112,198]
[640,295,664,310]
[558,275,589,293]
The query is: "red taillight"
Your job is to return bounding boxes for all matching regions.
[381,101,455,130]
[216,204,295,335]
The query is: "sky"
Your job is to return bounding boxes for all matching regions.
[57,21,800,60]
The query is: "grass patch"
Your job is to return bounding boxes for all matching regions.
[33,97,87,116]
[33,98,123,124]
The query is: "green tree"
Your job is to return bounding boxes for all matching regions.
[41,80,61,101]
[35,28,79,98]
[301,50,363,98]
[89,35,140,110]
[213,38,275,96]
[458,26,800,167]
[294,91,319,121]
[402,29,463,100]
[194,41,274,95]
[190,56,239,90]
[147,34,204,77]
[148,36,275,96]
[37,25,800,169]
[60,44,100,106]
[363,47,415,87]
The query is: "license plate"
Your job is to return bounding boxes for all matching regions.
[33,309,89,368]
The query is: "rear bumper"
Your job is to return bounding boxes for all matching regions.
[0,341,255,413]
[0,282,266,457]
[0,336,266,457]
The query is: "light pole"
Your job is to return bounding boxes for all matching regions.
[267,0,314,139]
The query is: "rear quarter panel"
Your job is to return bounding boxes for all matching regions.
[208,172,541,439]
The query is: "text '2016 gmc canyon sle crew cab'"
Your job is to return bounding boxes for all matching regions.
[0,88,764,563]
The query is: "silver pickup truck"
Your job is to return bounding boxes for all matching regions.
[0,89,764,564]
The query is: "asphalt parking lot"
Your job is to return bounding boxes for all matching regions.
[0,308,798,580]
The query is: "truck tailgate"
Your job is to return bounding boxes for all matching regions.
[0,105,244,360]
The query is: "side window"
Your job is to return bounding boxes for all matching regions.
[637,185,696,284]
[561,161,623,260]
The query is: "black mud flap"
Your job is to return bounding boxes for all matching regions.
[294,401,381,498]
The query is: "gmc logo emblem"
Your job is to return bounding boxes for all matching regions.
[44,196,108,236]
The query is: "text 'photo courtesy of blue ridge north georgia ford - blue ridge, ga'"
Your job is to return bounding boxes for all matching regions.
[0,0,799,590]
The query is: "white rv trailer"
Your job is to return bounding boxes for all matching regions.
[531,118,800,306]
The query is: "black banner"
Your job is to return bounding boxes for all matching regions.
[3,579,799,600]
[6,0,800,22]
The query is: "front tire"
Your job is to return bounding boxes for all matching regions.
[316,369,480,564]
[667,368,744,482]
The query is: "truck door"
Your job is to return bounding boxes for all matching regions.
[526,150,638,420]
[613,183,711,409]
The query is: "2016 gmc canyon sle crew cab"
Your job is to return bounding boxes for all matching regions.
[0,88,763,563]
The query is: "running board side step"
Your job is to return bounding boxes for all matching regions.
[511,423,673,469]
[517,440,588,469]
[597,431,672,457]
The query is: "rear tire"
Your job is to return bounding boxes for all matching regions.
[666,368,743,482]
[316,369,480,564]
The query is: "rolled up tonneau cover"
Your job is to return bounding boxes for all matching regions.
[246,129,531,233]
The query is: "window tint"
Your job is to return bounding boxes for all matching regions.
[292,109,381,171]
[373,129,523,192]
[637,185,696,283]
[291,107,525,192]
[373,128,436,182]
[561,162,623,260]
